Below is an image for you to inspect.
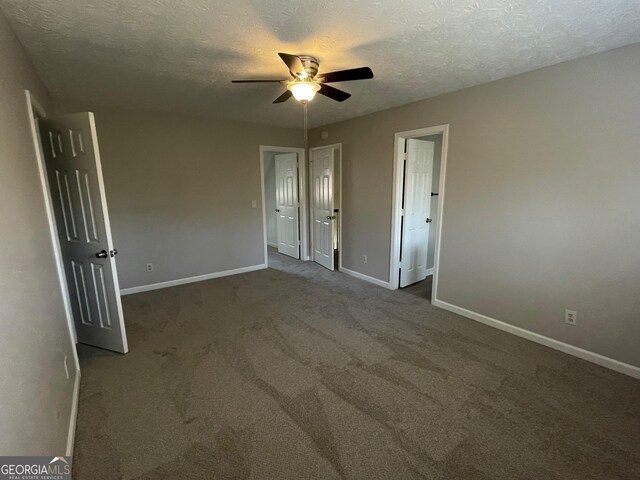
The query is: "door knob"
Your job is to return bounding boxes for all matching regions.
[326,215,336,220]
[275,209,280,212]
[425,218,433,223]
[110,249,118,257]
[96,249,109,258]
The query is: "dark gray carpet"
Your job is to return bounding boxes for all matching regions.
[401,275,433,301]
[73,250,640,479]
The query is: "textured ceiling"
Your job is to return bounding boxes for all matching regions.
[2,0,639,128]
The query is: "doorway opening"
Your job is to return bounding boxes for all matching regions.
[259,146,308,264]
[310,143,342,272]
[390,125,449,301]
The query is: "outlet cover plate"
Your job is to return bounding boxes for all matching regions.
[565,309,577,326]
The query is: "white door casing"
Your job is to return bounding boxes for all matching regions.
[38,113,128,353]
[400,139,434,287]
[275,152,300,259]
[311,147,335,271]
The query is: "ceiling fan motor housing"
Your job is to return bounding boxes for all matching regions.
[297,55,319,78]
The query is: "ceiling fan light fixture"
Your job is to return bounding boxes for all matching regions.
[288,81,320,102]
[232,53,372,105]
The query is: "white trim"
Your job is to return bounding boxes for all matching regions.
[341,267,393,290]
[431,127,449,303]
[24,91,80,369]
[338,145,343,272]
[390,125,450,296]
[432,299,640,380]
[425,267,434,277]
[309,143,343,271]
[259,146,309,261]
[65,369,81,456]
[259,149,269,264]
[120,263,267,295]
[267,241,278,248]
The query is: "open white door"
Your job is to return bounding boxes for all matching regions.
[38,113,128,353]
[311,147,335,271]
[400,139,434,287]
[275,153,300,259]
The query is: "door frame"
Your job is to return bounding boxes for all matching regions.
[310,143,343,270]
[259,146,309,261]
[389,125,449,298]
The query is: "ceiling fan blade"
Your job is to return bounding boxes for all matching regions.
[273,90,293,104]
[318,84,351,102]
[320,67,374,83]
[278,52,306,78]
[231,79,288,83]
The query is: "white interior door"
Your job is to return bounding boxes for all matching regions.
[312,147,335,271]
[275,153,300,259]
[400,139,434,287]
[38,113,128,353]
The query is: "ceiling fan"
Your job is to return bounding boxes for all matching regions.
[232,53,374,103]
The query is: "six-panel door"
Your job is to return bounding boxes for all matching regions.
[275,153,300,259]
[311,147,335,271]
[400,139,434,287]
[39,113,128,353]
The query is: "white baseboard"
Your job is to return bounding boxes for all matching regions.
[267,241,278,248]
[120,264,267,295]
[66,368,80,456]
[432,298,640,380]
[425,267,434,276]
[340,267,393,290]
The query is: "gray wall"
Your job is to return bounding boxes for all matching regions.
[0,11,77,454]
[264,152,277,246]
[55,103,301,289]
[310,43,640,368]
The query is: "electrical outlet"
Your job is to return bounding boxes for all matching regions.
[146,263,154,272]
[362,255,368,264]
[565,309,577,326]
[64,355,69,380]
[251,200,257,208]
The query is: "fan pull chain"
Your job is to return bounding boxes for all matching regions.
[303,100,309,147]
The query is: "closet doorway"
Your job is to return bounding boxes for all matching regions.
[390,126,449,300]
[310,144,342,271]
[260,146,309,262]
